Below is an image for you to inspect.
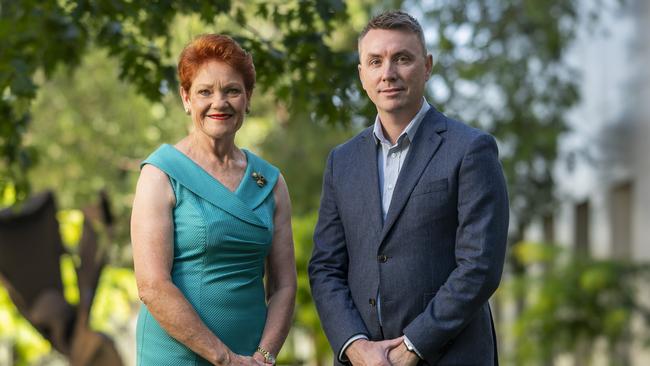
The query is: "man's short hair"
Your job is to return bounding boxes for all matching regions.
[358,10,427,56]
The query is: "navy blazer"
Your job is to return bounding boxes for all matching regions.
[308,106,509,365]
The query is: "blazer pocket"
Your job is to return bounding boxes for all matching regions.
[412,178,448,197]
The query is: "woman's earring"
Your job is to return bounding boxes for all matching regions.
[184,107,190,115]
[245,106,250,114]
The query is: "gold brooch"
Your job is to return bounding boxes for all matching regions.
[252,172,266,187]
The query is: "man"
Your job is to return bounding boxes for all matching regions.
[308,10,509,366]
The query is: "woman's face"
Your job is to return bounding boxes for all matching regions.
[181,60,248,141]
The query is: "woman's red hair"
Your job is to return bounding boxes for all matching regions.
[178,34,256,98]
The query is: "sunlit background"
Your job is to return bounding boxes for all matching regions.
[1,0,649,365]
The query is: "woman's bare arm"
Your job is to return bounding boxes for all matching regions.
[253,174,297,362]
[132,164,261,366]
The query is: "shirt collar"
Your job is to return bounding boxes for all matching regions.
[373,97,431,147]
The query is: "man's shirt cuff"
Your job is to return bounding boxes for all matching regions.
[339,334,369,362]
[403,335,424,359]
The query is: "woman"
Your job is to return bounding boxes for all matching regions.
[131,34,296,366]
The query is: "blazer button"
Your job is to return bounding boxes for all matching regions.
[369,298,376,306]
[377,255,388,263]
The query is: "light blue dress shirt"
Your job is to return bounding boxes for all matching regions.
[374,99,431,219]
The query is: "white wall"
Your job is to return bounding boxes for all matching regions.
[631,0,650,260]
[551,0,650,260]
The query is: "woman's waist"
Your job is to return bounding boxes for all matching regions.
[175,277,264,303]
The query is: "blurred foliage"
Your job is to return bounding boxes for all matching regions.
[289,213,331,364]
[503,242,650,364]
[0,0,358,200]
[0,285,52,366]
[260,115,357,215]
[91,267,138,336]
[57,209,84,249]
[0,201,139,365]
[1,0,607,239]
[408,0,618,236]
[60,254,81,306]
[26,48,188,264]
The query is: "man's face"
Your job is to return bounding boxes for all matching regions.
[358,29,432,120]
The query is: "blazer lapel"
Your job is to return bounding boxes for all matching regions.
[379,107,446,244]
[358,129,383,241]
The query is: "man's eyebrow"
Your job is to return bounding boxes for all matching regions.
[393,50,415,57]
[363,49,416,59]
[364,52,382,60]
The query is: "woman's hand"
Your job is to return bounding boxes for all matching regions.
[221,351,266,366]
[252,351,274,365]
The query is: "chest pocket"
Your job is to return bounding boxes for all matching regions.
[411,178,448,196]
[407,178,452,223]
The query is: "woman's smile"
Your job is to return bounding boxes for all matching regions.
[207,113,233,120]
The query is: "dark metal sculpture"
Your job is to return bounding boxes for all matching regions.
[0,191,123,365]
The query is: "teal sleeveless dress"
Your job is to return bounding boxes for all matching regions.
[135,144,279,365]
